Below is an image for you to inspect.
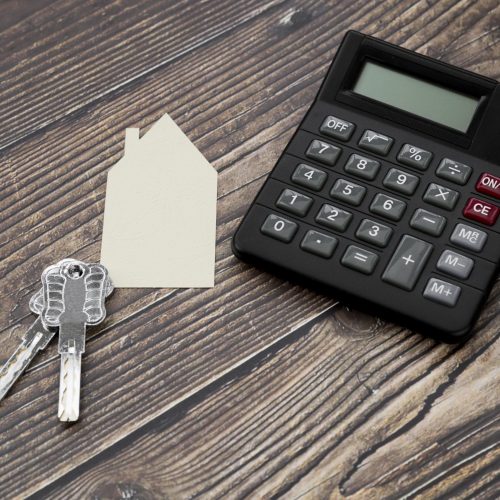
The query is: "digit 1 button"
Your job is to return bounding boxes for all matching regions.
[275,189,313,217]
[463,197,499,226]
[382,235,433,291]
[306,139,341,166]
[291,163,328,191]
[356,219,393,247]
[260,214,298,242]
[476,172,500,199]
[397,144,433,170]
[344,154,380,180]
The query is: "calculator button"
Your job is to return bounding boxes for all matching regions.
[341,245,379,274]
[436,158,472,185]
[463,197,499,226]
[423,183,459,210]
[358,130,394,156]
[306,140,341,166]
[291,164,328,191]
[410,209,446,237]
[437,250,474,280]
[450,223,487,252]
[344,154,380,180]
[382,235,433,291]
[397,144,433,170]
[383,168,420,195]
[330,179,366,206]
[276,189,313,217]
[370,193,406,221]
[423,278,461,307]
[300,230,338,258]
[260,214,298,242]
[320,116,355,141]
[315,204,352,232]
[476,172,500,199]
[356,219,393,248]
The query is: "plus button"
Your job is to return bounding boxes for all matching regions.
[402,254,415,266]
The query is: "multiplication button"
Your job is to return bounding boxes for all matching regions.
[306,140,341,166]
[382,235,433,291]
[423,183,459,210]
[423,278,461,307]
[341,245,379,274]
[397,144,433,170]
[320,116,355,141]
[300,230,338,258]
[450,223,487,252]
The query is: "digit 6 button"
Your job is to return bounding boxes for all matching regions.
[463,197,499,226]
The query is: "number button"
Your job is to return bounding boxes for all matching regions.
[370,193,406,221]
[306,140,341,166]
[260,214,298,243]
[315,204,352,232]
[356,219,393,247]
[320,116,355,141]
[383,168,419,195]
[358,130,394,156]
[423,183,459,210]
[436,158,472,185]
[300,230,338,258]
[291,164,328,191]
[341,245,379,275]
[344,154,380,180]
[397,144,433,170]
[275,189,313,217]
[330,179,366,206]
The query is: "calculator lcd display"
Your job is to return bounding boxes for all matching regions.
[352,61,480,132]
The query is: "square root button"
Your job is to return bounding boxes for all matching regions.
[423,278,461,307]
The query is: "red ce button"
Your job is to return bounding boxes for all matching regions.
[463,197,499,226]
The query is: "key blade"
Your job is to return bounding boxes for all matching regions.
[58,353,81,422]
[0,318,56,401]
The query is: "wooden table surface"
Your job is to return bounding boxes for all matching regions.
[0,0,499,498]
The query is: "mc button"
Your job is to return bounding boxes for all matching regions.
[463,197,499,226]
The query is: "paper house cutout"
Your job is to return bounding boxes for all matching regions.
[100,113,217,288]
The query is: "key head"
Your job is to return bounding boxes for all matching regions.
[38,259,113,328]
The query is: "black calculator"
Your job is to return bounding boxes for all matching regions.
[232,31,500,342]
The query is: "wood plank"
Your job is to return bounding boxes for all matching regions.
[0,0,498,497]
[33,292,499,499]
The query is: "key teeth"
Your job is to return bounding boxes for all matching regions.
[58,354,81,422]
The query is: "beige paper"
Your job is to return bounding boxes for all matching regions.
[100,113,217,288]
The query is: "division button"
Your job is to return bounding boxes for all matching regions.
[383,168,420,195]
[315,204,352,232]
[306,139,341,166]
[423,183,459,210]
[437,250,474,279]
[330,178,366,206]
[260,214,298,243]
[410,208,447,236]
[358,130,394,156]
[436,158,472,185]
[463,197,499,226]
[291,163,328,191]
[320,116,355,141]
[355,219,393,247]
[476,172,500,199]
[423,278,461,307]
[450,223,487,252]
[370,193,407,221]
[341,245,379,274]
[397,144,433,170]
[382,235,433,291]
[300,230,338,258]
[344,154,380,180]
[275,189,313,217]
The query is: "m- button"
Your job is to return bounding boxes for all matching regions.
[463,197,499,226]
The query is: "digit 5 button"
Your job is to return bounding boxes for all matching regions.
[476,172,500,199]
[463,197,499,226]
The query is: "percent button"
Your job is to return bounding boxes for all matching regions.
[397,144,433,170]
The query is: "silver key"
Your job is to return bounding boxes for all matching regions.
[40,260,112,422]
[0,259,76,401]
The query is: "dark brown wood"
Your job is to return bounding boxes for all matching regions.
[0,0,498,498]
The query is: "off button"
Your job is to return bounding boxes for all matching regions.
[463,197,499,226]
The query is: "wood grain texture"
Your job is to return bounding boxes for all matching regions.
[0,0,498,498]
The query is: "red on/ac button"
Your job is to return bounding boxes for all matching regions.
[463,197,499,226]
[476,172,500,199]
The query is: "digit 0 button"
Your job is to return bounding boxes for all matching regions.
[476,172,500,199]
[463,197,499,226]
[260,214,298,243]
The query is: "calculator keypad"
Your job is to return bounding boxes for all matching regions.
[370,193,406,221]
[306,140,341,166]
[316,204,352,231]
[383,168,419,195]
[423,183,459,210]
[300,230,338,258]
[330,179,366,206]
[344,154,380,180]
[291,164,327,191]
[276,189,313,216]
[397,144,433,170]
